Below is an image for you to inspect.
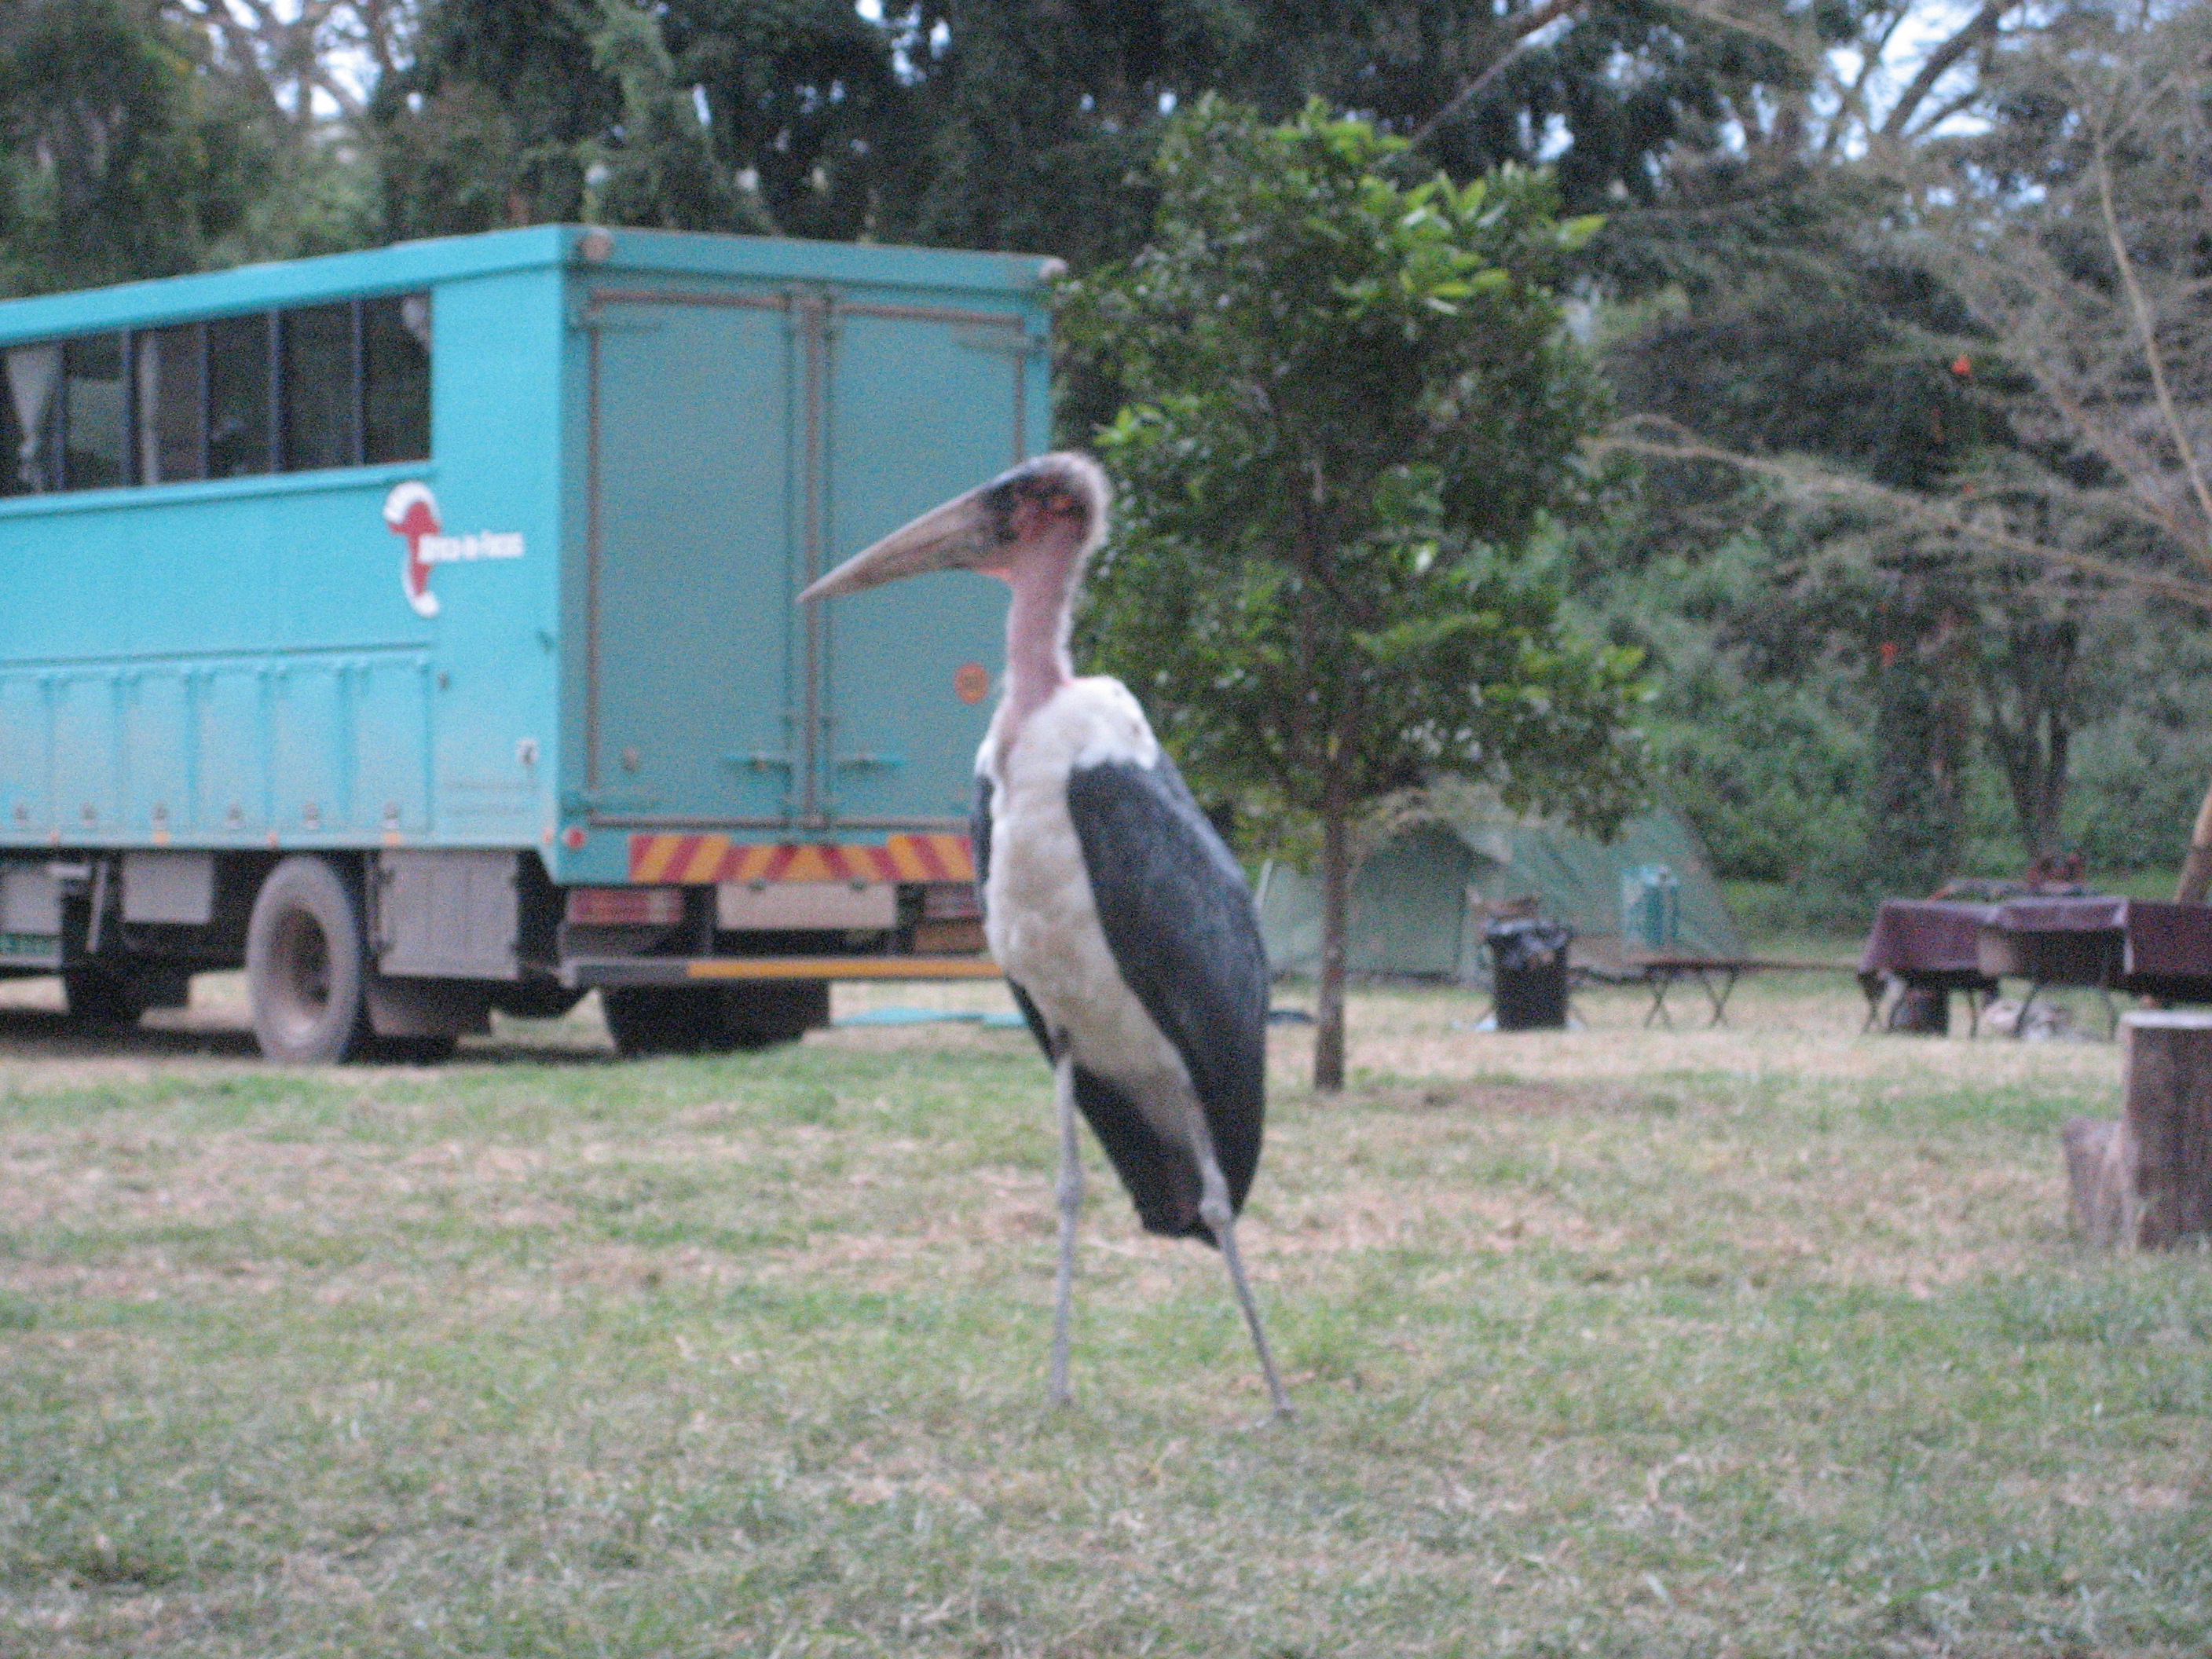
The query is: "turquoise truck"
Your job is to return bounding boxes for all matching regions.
[0,226,1051,1059]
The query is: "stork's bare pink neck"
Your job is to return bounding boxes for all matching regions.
[998,531,1085,736]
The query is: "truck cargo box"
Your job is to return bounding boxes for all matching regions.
[0,226,1050,1058]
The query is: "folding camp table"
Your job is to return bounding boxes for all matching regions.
[1857,900,2003,1034]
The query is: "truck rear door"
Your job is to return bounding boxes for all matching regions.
[817,300,1035,828]
[585,294,795,826]
[584,284,1032,834]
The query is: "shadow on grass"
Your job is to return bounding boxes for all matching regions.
[0,1008,628,1069]
[0,1009,262,1060]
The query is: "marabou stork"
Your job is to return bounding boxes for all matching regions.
[800,452,1291,1419]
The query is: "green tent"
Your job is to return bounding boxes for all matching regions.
[1255,805,1745,983]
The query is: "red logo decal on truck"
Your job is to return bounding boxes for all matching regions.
[383,483,526,618]
[384,482,443,618]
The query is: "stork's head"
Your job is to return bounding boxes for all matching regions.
[799,452,1108,602]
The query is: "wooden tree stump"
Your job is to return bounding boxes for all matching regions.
[2067,1012,2212,1248]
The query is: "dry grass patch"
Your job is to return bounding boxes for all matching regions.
[2,969,2208,1657]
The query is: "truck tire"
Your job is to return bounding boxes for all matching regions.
[246,856,371,1064]
[601,980,828,1057]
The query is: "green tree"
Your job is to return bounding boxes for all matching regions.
[1063,99,1644,1090]
[1907,0,2212,892]
[368,0,1885,270]
[889,0,1838,273]
[372,0,773,239]
[1606,0,2212,898]
[136,0,389,265]
[667,0,911,244]
[161,0,413,149]
[0,0,265,294]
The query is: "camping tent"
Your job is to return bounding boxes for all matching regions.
[1255,804,1745,983]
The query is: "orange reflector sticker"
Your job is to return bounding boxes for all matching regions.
[627,833,976,885]
[954,662,991,705]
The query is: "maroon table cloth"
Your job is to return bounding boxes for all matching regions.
[1861,895,2212,1000]
[1858,900,2001,979]
[2117,901,2212,981]
[1992,896,2212,985]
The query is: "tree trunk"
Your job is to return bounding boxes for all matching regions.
[1313,800,1350,1095]
[2174,767,2212,903]
[1980,613,2078,859]
[2036,718,2069,855]
[2067,1012,2212,1247]
[1987,708,2070,857]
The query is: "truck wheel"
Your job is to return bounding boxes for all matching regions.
[723,980,829,1049]
[602,987,724,1057]
[246,856,371,1064]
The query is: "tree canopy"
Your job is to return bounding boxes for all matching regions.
[6,0,2212,928]
[0,0,266,293]
[1063,100,1645,1086]
[1593,0,2212,900]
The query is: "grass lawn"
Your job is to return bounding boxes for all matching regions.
[1,963,2207,1656]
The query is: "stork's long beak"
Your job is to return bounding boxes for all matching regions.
[799,485,999,603]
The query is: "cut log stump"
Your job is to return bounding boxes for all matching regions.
[2067,1012,2212,1248]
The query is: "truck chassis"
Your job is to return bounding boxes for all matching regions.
[0,845,989,1060]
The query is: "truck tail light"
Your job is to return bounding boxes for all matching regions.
[566,886,685,927]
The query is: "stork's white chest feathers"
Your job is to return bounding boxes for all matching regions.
[979,679,1189,1111]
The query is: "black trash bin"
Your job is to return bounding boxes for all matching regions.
[1485,918,1573,1031]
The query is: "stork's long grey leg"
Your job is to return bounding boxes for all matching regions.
[1188,1110,1292,1422]
[1048,1044,1083,1408]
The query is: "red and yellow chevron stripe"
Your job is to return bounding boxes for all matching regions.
[627,832,975,885]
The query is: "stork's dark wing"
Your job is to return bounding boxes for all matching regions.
[972,773,1219,1240]
[1065,754,1269,1213]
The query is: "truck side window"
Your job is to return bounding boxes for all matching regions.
[63,334,128,490]
[363,293,430,464]
[281,302,357,472]
[137,322,207,485]
[207,313,272,479]
[2,342,60,495]
[3,289,430,498]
